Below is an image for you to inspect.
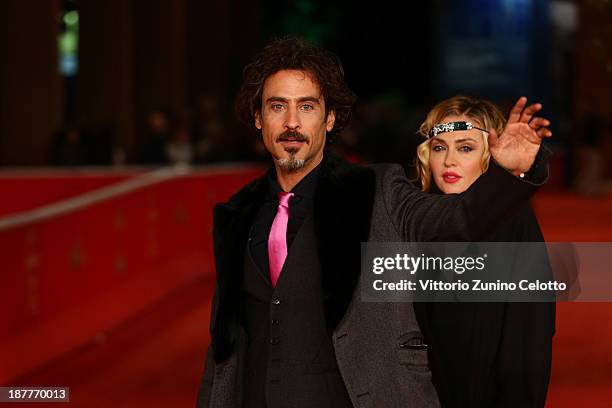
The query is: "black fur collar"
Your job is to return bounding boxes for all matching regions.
[313,154,376,332]
[211,152,376,362]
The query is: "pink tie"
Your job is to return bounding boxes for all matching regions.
[268,191,294,287]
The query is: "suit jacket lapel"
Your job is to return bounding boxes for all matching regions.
[211,171,269,362]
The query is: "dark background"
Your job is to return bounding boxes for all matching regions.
[0,0,610,191]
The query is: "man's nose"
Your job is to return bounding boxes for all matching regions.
[284,107,300,130]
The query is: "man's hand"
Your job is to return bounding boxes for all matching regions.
[489,96,552,176]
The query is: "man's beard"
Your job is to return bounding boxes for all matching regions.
[275,130,308,172]
[277,152,305,172]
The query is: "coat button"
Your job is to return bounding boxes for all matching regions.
[271,319,280,326]
[272,298,281,305]
[270,337,280,345]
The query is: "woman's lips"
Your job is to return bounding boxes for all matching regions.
[442,172,462,183]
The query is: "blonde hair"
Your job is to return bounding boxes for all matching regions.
[416,95,506,191]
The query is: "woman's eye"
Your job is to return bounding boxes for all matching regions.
[459,146,473,152]
[432,145,445,152]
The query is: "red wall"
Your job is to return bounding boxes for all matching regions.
[0,166,264,383]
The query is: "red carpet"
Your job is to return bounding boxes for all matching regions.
[532,192,612,407]
[10,277,214,408]
[8,191,612,407]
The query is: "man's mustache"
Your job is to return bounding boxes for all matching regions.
[276,130,308,142]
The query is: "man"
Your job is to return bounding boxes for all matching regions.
[196,37,551,408]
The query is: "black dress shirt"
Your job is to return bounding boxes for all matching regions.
[249,164,320,282]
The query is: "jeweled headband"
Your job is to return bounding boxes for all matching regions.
[428,121,489,138]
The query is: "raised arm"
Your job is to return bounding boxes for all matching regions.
[380,156,548,242]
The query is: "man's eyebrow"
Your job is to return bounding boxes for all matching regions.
[265,96,288,103]
[264,96,321,104]
[297,96,321,103]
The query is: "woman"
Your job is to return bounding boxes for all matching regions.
[413,95,556,407]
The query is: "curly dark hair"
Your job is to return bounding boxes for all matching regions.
[235,36,355,142]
